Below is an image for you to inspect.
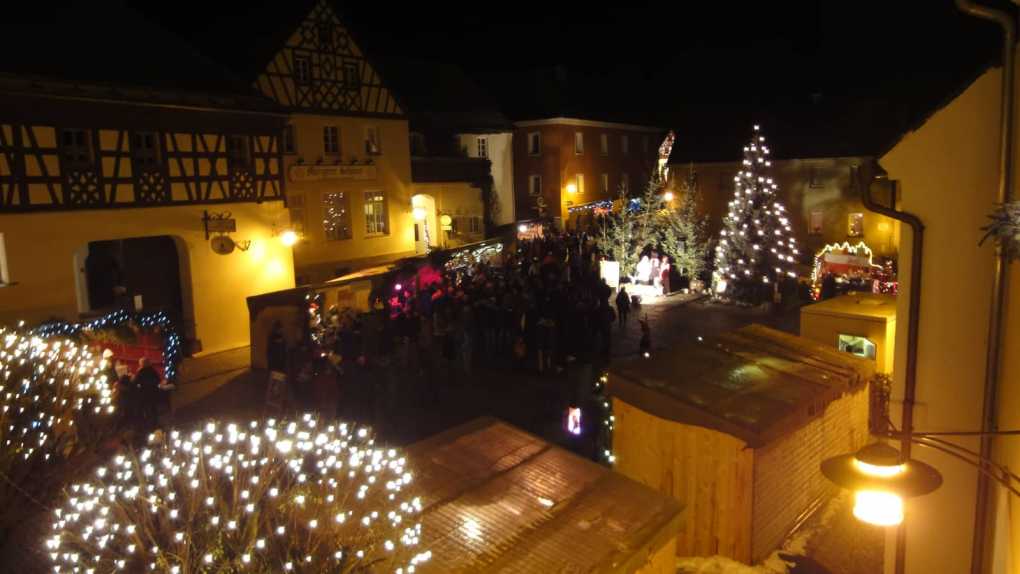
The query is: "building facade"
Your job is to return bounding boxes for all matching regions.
[0,80,294,356]
[513,118,663,225]
[879,61,1020,574]
[244,0,414,285]
[669,156,900,262]
[459,132,514,226]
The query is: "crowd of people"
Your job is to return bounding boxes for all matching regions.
[102,350,172,442]
[269,230,647,442]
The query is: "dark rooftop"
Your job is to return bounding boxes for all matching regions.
[0,1,273,109]
[406,417,682,572]
[609,324,875,447]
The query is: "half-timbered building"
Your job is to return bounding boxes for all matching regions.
[155,0,418,284]
[0,4,296,355]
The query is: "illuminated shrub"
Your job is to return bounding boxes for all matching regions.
[46,415,431,573]
[0,328,112,536]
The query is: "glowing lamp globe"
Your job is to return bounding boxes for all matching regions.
[821,443,942,527]
[279,230,299,247]
[663,191,675,202]
[517,224,528,233]
[412,206,427,221]
[566,183,578,195]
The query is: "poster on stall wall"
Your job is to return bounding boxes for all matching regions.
[600,260,620,290]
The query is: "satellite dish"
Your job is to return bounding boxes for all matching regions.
[210,235,236,255]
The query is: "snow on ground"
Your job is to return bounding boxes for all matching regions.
[677,493,848,574]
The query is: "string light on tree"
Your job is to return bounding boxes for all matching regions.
[712,125,799,303]
[46,414,432,573]
[0,327,113,534]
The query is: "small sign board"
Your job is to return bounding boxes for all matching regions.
[600,260,620,290]
[265,371,288,413]
[289,164,377,182]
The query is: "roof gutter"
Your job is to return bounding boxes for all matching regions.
[954,3,1016,573]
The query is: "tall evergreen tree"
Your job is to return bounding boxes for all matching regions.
[712,125,800,303]
[658,166,710,281]
[596,187,641,276]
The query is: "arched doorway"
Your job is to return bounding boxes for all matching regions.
[411,194,437,254]
[81,236,190,333]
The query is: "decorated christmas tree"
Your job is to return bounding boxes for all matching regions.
[712,125,799,303]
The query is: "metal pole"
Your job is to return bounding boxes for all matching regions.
[861,170,924,574]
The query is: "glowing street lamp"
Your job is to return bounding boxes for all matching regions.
[566,182,578,195]
[821,442,941,527]
[279,229,299,247]
[663,191,675,202]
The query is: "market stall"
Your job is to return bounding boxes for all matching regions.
[607,325,876,563]
[810,241,894,300]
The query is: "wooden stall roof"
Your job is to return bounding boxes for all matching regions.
[407,417,683,574]
[800,292,897,322]
[609,324,875,448]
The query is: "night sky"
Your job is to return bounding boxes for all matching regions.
[6,1,1014,161]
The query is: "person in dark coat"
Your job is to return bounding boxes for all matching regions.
[615,287,631,328]
[133,357,162,438]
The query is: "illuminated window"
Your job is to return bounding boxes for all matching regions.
[848,212,864,237]
[60,129,93,170]
[838,334,876,360]
[323,126,340,155]
[364,126,381,155]
[131,131,161,171]
[476,137,488,159]
[282,125,296,155]
[294,56,311,84]
[364,191,388,235]
[621,134,629,155]
[528,132,541,155]
[322,191,351,240]
[600,133,609,155]
[226,135,250,168]
[529,174,542,196]
[574,132,584,155]
[601,173,609,194]
[810,210,824,235]
[575,173,584,194]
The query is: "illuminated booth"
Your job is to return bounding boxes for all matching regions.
[34,309,183,382]
[246,238,506,370]
[406,417,683,573]
[810,241,895,300]
[800,292,897,374]
[606,325,875,563]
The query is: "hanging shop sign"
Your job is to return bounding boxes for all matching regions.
[289,164,377,182]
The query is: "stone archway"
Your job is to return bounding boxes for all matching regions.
[411,193,437,254]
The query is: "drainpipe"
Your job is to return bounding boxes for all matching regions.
[861,167,924,574]
[955,3,1016,573]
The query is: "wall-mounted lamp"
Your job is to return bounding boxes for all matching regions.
[279,230,299,247]
[566,183,578,195]
[663,191,675,202]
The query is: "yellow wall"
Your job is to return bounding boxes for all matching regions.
[284,115,414,283]
[0,202,295,356]
[413,182,485,248]
[880,65,1004,574]
[800,299,896,374]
